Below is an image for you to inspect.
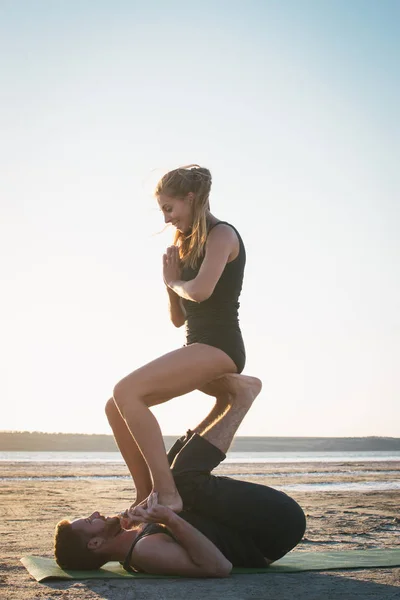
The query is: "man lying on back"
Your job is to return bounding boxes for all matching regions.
[54,378,306,577]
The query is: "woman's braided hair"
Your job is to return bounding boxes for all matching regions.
[155,164,212,268]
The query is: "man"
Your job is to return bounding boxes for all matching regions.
[54,375,306,577]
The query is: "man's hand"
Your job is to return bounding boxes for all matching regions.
[120,493,174,528]
[119,508,136,529]
[135,492,175,525]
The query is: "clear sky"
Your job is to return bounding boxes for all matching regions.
[1,0,399,437]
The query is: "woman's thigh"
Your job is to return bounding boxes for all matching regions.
[114,343,237,407]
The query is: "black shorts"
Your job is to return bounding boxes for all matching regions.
[170,434,306,561]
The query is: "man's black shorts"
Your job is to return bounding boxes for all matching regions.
[170,433,306,561]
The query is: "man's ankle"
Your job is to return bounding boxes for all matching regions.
[167,430,194,465]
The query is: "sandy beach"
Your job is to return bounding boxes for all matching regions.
[1,460,399,599]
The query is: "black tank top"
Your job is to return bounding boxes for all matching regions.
[181,221,246,341]
[122,512,267,572]
[123,523,175,573]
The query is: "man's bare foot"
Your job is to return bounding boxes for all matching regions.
[200,374,262,454]
[206,373,262,410]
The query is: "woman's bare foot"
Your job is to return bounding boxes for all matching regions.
[155,489,183,514]
[129,497,147,511]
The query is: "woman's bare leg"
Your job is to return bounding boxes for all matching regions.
[105,378,250,505]
[112,343,237,512]
[106,362,261,509]
[105,398,152,505]
[107,390,230,510]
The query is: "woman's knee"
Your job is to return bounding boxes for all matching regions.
[252,377,262,396]
[113,379,128,413]
[105,397,118,420]
[113,376,146,415]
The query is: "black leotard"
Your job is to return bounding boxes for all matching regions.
[181,221,246,373]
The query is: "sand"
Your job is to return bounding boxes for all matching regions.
[1,460,399,599]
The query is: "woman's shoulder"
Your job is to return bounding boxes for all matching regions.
[208,221,243,246]
[207,222,239,246]
[206,222,244,264]
[208,220,240,236]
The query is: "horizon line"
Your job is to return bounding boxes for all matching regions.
[1,430,399,440]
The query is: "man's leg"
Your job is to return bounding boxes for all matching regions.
[172,378,306,563]
[170,373,262,484]
[167,374,262,465]
[200,374,261,453]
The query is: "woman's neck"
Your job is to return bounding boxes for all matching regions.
[206,212,219,228]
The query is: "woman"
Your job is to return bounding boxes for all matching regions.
[108,164,254,513]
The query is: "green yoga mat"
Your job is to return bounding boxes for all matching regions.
[21,549,400,582]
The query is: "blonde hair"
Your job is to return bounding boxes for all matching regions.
[155,164,212,269]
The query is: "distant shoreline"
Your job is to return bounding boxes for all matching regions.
[1,431,399,452]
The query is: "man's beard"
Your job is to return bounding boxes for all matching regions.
[106,517,122,536]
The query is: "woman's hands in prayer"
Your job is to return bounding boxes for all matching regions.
[163,245,181,288]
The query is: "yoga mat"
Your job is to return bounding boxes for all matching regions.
[21,549,400,582]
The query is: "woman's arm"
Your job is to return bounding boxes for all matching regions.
[166,225,238,303]
[166,286,186,328]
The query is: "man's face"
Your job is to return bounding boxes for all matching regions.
[71,511,122,540]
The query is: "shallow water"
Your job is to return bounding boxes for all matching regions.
[1,450,400,463]
[2,474,399,492]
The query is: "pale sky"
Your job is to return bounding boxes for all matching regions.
[1,0,399,437]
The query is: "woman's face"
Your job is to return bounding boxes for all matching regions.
[157,193,193,233]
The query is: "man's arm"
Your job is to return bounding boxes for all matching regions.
[133,522,232,577]
[129,497,232,577]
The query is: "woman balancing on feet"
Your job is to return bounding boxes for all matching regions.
[106,164,258,513]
